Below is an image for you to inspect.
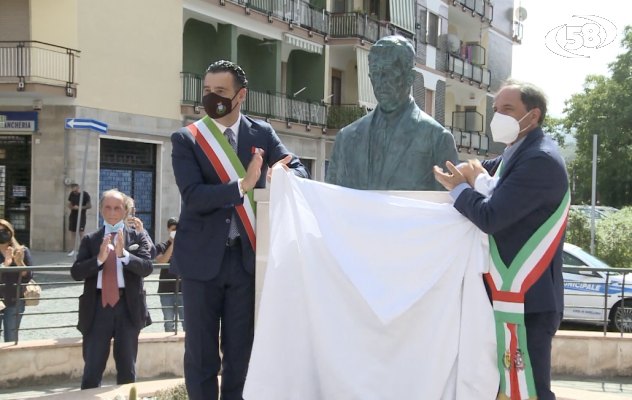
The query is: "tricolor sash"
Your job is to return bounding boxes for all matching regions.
[186,116,257,250]
[486,161,570,400]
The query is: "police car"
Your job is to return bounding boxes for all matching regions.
[563,243,632,332]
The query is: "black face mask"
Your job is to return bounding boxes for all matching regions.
[203,91,240,119]
[0,231,12,245]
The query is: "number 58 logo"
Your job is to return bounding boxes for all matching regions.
[545,15,617,58]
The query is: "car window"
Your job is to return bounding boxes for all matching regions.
[563,252,587,267]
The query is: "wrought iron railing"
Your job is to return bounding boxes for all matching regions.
[329,12,415,44]
[452,0,493,21]
[229,0,330,35]
[447,53,491,88]
[326,104,365,129]
[0,41,80,96]
[181,72,327,126]
[452,111,484,132]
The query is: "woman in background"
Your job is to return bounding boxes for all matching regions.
[0,219,33,342]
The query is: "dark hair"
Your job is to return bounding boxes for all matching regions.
[70,183,79,189]
[206,60,248,92]
[501,78,548,125]
[167,217,179,228]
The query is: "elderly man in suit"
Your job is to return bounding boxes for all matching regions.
[171,60,309,400]
[326,35,458,190]
[434,79,569,400]
[71,189,153,390]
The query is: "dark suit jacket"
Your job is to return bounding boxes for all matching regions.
[326,97,458,190]
[171,114,309,281]
[71,226,154,335]
[454,127,569,314]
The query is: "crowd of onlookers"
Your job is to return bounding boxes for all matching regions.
[0,184,184,342]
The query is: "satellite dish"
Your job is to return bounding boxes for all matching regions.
[515,7,527,22]
[446,34,461,54]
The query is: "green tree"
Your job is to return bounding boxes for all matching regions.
[564,25,632,208]
[541,115,566,148]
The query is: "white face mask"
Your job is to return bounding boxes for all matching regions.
[170,231,176,239]
[490,110,533,144]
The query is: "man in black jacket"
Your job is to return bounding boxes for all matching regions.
[71,189,153,389]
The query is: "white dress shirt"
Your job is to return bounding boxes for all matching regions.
[213,114,246,198]
[96,229,130,289]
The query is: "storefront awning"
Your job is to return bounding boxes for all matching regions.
[356,47,377,109]
[389,0,415,34]
[283,33,323,55]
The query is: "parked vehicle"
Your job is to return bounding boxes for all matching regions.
[562,243,632,332]
[569,205,619,221]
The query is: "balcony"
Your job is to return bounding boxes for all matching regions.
[447,53,491,89]
[226,0,329,35]
[449,111,488,155]
[452,0,493,22]
[513,21,524,43]
[452,111,483,132]
[329,12,415,44]
[326,104,366,129]
[182,72,327,127]
[0,41,80,97]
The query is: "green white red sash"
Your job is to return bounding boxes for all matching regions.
[486,159,570,399]
[186,116,257,250]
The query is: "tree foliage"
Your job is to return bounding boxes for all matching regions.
[541,115,566,148]
[565,208,632,268]
[564,25,632,208]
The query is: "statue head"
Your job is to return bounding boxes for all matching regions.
[368,36,415,113]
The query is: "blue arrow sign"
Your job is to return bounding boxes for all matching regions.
[65,118,108,134]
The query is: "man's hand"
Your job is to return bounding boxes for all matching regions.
[132,217,144,232]
[73,205,79,210]
[457,159,487,187]
[98,234,112,264]
[242,149,264,192]
[115,229,125,257]
[433,161,468,191]
[267,155,292,182]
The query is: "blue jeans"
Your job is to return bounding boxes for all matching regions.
[160,293,184,332]
[0,301,25,342]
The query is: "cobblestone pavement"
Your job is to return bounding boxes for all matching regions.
[14,270,179,342]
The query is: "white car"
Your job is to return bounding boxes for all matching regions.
[563,243,632,332]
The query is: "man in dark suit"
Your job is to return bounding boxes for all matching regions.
[71,189,153,390]
[171,60,309,400]
[434,79,568,400]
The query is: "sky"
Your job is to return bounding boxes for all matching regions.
[510,0,631,118]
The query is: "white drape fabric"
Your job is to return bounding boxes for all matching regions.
[244,169,499,400]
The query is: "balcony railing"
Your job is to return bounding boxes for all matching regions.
[453,0,493,22]
[447,53,491,88]
[0,41,80,96]
[329,12,415,43]
[327,104,365,129]
[452,111,483,132]
[449,127,489,155]
[455,44,486,66]
[182,72,327,126]
[228,0,330,35]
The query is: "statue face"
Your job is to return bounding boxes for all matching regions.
[369,53,412,113]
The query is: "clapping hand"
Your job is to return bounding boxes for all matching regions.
[433,161,467,191]
[3,246,13,266]
[98,234,113,263]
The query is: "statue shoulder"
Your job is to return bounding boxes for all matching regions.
[337,112,371,138]
[411,107,452,138]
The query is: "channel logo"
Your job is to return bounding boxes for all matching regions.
[544,15,617,58]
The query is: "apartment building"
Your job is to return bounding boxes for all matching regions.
[0,0,524,251]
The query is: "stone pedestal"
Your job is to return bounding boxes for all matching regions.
[253,188,451,323]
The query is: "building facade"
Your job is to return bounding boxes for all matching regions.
[0,0,524,251]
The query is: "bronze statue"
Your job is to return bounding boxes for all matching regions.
[326,36,458,190]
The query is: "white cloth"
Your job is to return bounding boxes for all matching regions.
[474,173,499,197]
[244,168,499,400]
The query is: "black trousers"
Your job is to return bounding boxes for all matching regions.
[525,311,563,400]
[81,295,140,389]
[182,245,255,400]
